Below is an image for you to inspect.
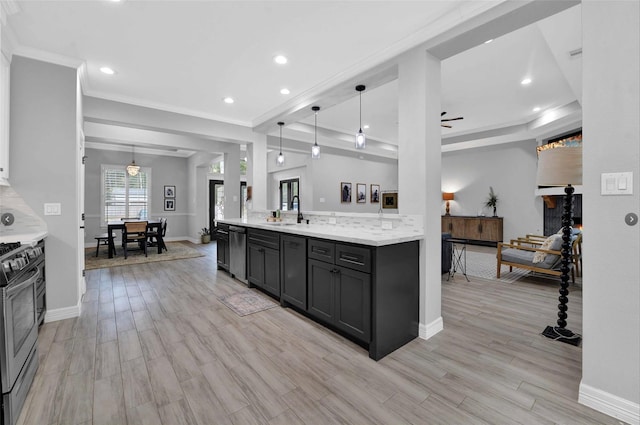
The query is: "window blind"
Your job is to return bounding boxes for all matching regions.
[102,165,151,224]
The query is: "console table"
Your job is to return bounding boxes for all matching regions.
[441,216,503,246]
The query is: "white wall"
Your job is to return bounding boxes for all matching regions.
[266,150,398,214]
[442,140,543,242]
[580,1,640,422]
[10,56,81,314]
[83,148,190,243]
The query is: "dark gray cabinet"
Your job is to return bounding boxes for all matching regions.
[307,239,371,343]
[216,224,230,271]
[280,235,307,310]
[247,229,280,298]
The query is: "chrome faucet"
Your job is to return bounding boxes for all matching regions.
[290,195,303,224]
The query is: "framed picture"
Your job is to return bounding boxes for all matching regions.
[340,182,352,203]
[164,185,176,198]
[382,192,398,209]
[356,183,366,203]
[370,184,380,203]
[164,198,175,211]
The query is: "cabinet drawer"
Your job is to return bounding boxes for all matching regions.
[335,244,371,273]
[248,229,280,250]
[216,224,229,241]
[308,239,335,263]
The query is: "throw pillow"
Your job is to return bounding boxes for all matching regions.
[533,234,561,263]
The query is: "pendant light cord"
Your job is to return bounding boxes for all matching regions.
[359,90,363,131]
[314,110,317,144]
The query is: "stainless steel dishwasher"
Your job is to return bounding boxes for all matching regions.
[229,225,247,283]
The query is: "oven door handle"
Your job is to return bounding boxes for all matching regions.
[6,268,40,297]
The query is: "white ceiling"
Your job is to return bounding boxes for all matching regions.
[3,1,582,157]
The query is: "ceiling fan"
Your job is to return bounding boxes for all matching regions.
[441,111,464,128]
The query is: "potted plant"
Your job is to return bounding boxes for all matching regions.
[200,227,211,244]
[485,186,499,217]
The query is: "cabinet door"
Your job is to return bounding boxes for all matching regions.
[446,217,465,239]
[216,237,229,269]
[463,218,483,240]
[481,219,503,242]
[262,247,281,298]
[441,216,454,234]
[307,259,334,324]
[247,244,265,288]
[281,235,307,310]
[334,267,371,342]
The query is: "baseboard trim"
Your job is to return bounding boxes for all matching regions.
[579,382,639,425]
[419,316,443,340]
[44,300,82,323]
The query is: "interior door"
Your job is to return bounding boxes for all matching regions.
[209,180,224,235]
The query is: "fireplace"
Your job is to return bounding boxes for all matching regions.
[543,194,582,235]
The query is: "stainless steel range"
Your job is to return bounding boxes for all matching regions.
[0,240,44,425]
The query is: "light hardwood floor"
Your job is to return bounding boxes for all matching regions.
[18,241,621,425]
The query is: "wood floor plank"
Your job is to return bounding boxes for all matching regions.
[58,369,94,425]
[147,355,184,406]
[95,340,121,380]
[93,374,126,425]
[158,398,199,425]
[126,401,163,425]
[200,359,250,415]
[180,375,233,425]
[121,357,155,409]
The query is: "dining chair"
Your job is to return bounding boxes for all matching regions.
[123,221,148,259]
[147,218,168,251]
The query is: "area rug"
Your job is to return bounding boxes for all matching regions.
[218,289,279,317]
[85,241,204,270]
[464,250,531,284]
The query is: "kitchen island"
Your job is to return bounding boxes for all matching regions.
[217,216,423,360]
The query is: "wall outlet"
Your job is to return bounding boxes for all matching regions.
[44,203,61,216]
[319,197,325,203]
[381,221,393,230]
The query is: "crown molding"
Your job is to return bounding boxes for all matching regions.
[13,45,83,69]
[1,0,20,25]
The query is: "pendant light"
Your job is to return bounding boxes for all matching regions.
[126,146,140,176]
[311,106,320,159]
[276,121,285,166]
[355,84,366,149]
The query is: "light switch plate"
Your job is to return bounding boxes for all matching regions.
[601,172,633,195]
[44,203,61,215]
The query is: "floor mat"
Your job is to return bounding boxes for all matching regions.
[218,289,279,316]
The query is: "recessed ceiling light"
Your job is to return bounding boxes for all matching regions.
[521,78,532,85]
[363,124,370,129]
[274,55,288,65]
[533,107,541,112]
[280,88,290,95]
[223,97,234,104]
[100,67,115,75]
[484,39,493,44]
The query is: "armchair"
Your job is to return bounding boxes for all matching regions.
[497,232,582,283]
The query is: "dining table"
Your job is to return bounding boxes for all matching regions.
[107,219,165,259]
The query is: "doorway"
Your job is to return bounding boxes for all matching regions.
[209,180,247,236]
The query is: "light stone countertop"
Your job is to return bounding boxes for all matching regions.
[217,218,423,247]
[0,231,48,245]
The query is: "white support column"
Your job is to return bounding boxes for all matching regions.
[398,48,443,339]
[249,132,268,211]
[223,145,241,219]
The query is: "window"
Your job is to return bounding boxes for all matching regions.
[279,178,299,211]
[101,165,151,225]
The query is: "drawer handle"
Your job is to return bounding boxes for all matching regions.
[314,248,329,255]
[340,254,360,262]
[331,268,340,274]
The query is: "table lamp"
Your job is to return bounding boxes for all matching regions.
[442,192,455,216]
[536,144,582,345]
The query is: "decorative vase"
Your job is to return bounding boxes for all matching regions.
[201,235,210,244]
[493,206,497,217]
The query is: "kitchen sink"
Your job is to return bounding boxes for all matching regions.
[265,222,297,226]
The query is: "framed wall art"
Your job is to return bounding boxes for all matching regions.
[356,183,366,203]
[164,185,176,198]
[164,198,175,211]
[340,182,352,203]
[382,192,398,209]
[370,184,380,203]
